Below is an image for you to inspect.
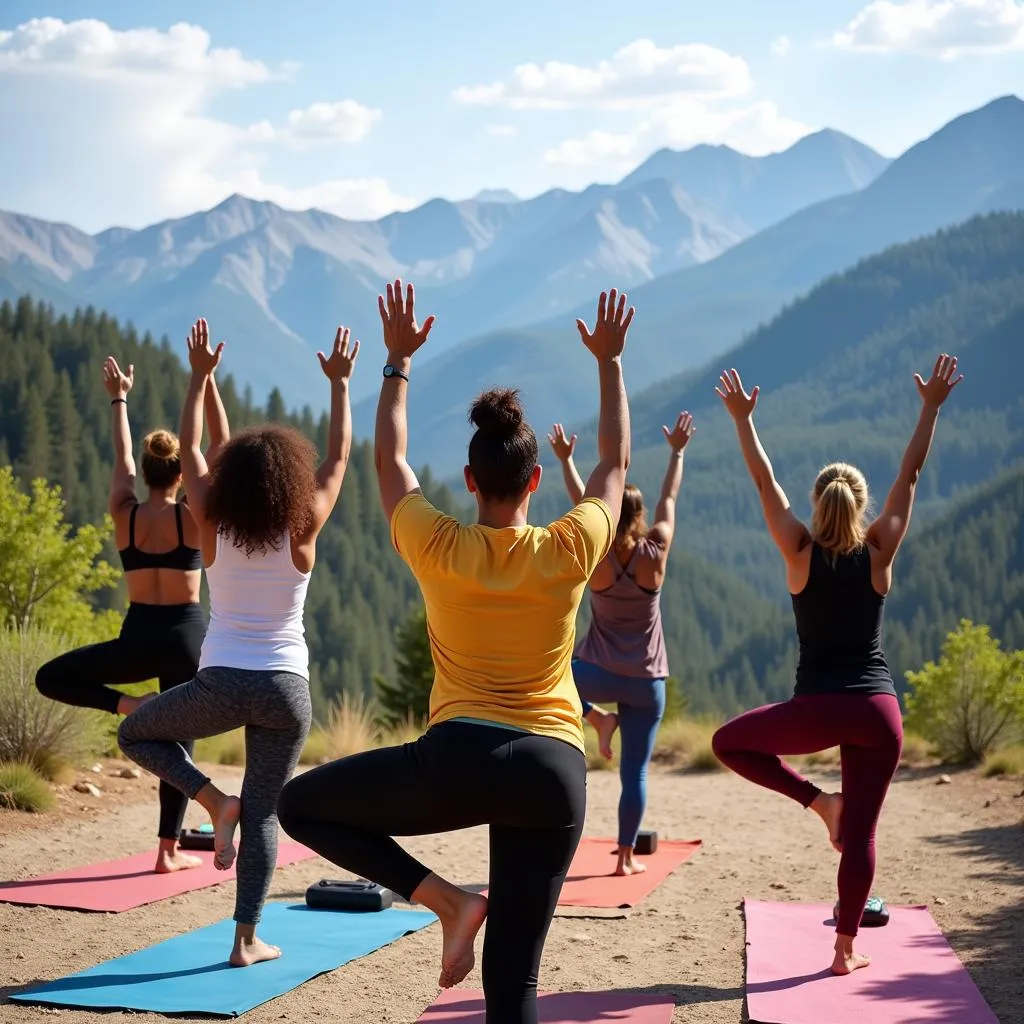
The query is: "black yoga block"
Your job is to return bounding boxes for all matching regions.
[635,830,658,855]
[305,879,394,912]
[179,828,215,851]
[834,897,890,927]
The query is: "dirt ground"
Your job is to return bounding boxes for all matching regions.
[0,758,1021,1023]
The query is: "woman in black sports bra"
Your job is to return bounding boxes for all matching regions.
[36,352,227,874]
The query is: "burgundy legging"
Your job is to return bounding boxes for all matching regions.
[712,693,903,937]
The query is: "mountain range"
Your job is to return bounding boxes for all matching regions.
[366,95,1024,471]
[0,127,889,409]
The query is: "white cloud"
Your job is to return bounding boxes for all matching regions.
[831,0,1024,57]
[0,18,399,229]
[544,100,811,169]
[771,35,792,57]
[454,39,751,110]
[485,123,518,137]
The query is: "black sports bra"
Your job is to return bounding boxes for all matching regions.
[119,503,202,573]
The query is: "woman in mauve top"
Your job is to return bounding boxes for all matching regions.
[280,282,633,1024]
[712,356,962,976]
[549,412,695,876]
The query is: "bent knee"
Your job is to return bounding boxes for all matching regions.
[276,779,307,835]
[35,664,59,699]
[711,725,733,758]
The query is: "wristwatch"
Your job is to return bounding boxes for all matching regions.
[383,364,409,382]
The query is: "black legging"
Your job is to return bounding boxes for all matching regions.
[36,602,206,840]
[278,721,586,1024]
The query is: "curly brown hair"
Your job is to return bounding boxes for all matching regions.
[204,425,318,556]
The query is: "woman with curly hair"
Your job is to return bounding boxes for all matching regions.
[36,353,228,874]
[119,317,359,967]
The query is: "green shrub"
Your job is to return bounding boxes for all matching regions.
[0,625,108,774]
[905,621,1024,764]
[0,761,56,812]
[982,746,1024,777]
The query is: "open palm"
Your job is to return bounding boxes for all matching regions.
[663,412,695,451]
[319,326,360,382]
[547,423,576,461]
[576,288,634,362]
[186,318,224,375]
[715,369,758,420]
[915,353,962,408]
[102,356,133,398]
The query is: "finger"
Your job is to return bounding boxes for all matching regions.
[621,306,635,332]
[714,387,727,401]
[729,368,742,392]
[378,294,389,323]
[931,353,943,378]
[213,344,224,359]
[596,292,607,322]
[913,373,925,387]
[719,373,733,394]
[949,372,963,388]
[386,281,395,318]
[570,433,577,447]
[406,282,415,321]
[575,318,590,342]
[607,289,618,321]
[616,292,626,323]
[317,352,327,370]
[547,433,556,445]
[662,425,670,438]
[200,318,209,348]
[751,386,760,400]
[416,314,436,341]
[393,279,405,317]
[944,355,958,381]
[350,339,360,362]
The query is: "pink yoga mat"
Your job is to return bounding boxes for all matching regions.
[417,989,674,1022]
[744,900,999,1024]
[0,842,315,913]
[556,837,702,908]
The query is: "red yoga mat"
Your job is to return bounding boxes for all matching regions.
[744,899,1000,1024]
[417,988,674,1022]
[0,841,315,913]
[556,837,702,908]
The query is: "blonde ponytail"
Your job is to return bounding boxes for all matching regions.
[810,462,868,556]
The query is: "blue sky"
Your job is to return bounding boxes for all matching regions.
[1,0,1021,231]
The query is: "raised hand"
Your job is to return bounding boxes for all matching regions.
[378,279,436,360]
[547,423,577,462]
[318,326,360,383]
[915,354,963,409]
[662,411,695,451]
[715,369,758,421]
[102,356,133,399]
[186,318,224,376]
[576,288,634,362]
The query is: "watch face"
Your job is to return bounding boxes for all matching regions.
[384,365,395,376]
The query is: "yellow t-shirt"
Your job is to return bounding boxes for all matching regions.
[390,493,614,752]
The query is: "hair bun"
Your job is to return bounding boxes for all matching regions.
[143,429,180,460]
[469,388,524,436]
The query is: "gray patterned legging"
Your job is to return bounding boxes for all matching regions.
[118,666,312,925]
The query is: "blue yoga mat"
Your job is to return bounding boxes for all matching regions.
[10,902,436,1017]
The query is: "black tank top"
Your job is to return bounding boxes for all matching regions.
[791,543,896,697]
[119,503,202,573]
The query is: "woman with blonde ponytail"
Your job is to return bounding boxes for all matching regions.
[710,357,962,977]
[549,411,694,877]
[37,345,230,874]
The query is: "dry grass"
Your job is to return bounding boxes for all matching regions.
[194,728,246,766]
[652,717,724,772]
[982,745,1024,778]
[299,727,331,765]
[900,730,935,767]
[583,728,621,771]
[0,761,56,812]
[323,692,380,759]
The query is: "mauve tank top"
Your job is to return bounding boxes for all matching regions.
[576,537,670,679]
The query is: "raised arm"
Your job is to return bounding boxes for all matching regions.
[868,354,962,564]
[179,319,224,522]
[311,326,360,530]
[577,290,632,532]
[103,357,137,516]
[203,369,230,462]
[648,412,695,550]
[546,423,586,505]
[716,369,810,559]
[374,279,437,521]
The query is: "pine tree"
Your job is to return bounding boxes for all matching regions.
[374,606,434,725]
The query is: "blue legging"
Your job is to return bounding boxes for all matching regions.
[573,658,666,848]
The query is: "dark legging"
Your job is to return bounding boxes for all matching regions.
[573,658,665,847]
[278,721,586,1024]
[712,693,903,937]
[36,602,206,840]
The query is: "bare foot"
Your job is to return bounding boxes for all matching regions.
[212,795,241,870]
[118,691,158,716]
[154,847,204,873]
[230,935,282,967]
[832,936,871,975]
[614,847,647,876]
[810,791,844,852]
[596,711,619,760]
[438,891,489,988]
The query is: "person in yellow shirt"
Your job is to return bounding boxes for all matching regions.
[279,279,632,1024]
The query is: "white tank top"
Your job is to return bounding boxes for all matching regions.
[199,531,311,679]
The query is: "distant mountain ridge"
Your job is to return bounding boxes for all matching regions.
[0,127,891,408]
[367,96,1024,468]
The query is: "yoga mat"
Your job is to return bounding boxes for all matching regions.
[417,988,674,1022]
[10,902,437,1017]
[557,837,702,908]
[0,841,315,912]
[744,900,1000,1024]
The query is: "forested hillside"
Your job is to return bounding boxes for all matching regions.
[0,297,461,717]
[537,213,1024,593]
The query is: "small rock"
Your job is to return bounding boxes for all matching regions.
[935,897,947,905]
[90,763,103,774]
[937,774,952,785]
[73,782,101,797]
[984,799,992,808]
[770,883,787,890]
[118,767,142,780]
[612,954,629,962]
